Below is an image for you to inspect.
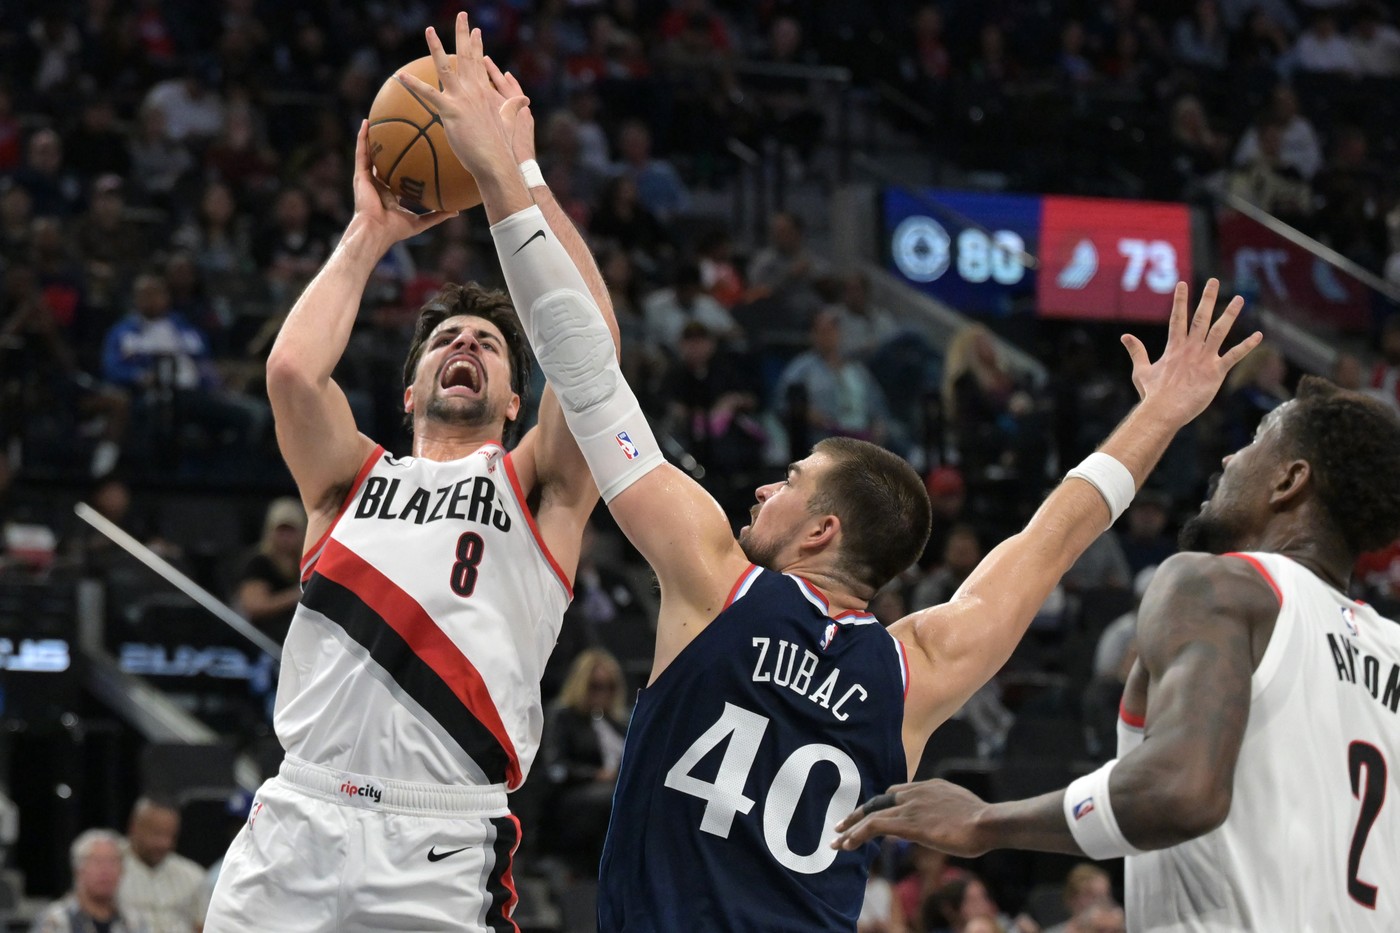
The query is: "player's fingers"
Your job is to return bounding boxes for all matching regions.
[499,95,529,122]
[1120,333,1150,372]
[1205,295,1245,352]
[354,119,371,172]
[412,210,460,233]
[1166,281,1188,346]
[501,68,524,98]
[1191,277,1220,338]
[397,71,442,107]
[484,55,512,94]
[1220,331,1264,370]
[424,27,454,84]
[834,812,898,850]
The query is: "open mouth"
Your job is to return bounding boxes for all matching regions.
[439,355,482,395]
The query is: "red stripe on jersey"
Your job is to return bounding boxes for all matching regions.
[315,538,523,788]
[793,575,830,611]
[501,813,523,932]
[1119,699,1146,729]
[500,452,573,599]
[723,564,760,609]
[301,444,385,583]
[1224,552,1283,606]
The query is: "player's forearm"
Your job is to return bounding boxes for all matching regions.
[1108,748,1231,848]
[973,791,1086,856]
[473,149,535,226]
[530,183,620,351]
[267,220,388,387]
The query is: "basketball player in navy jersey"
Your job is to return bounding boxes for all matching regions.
[403,13,1265,930]
[204,28,616,933]
[835,378,1400,931]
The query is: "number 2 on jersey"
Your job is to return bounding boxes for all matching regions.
[663,702,861,875]
[450,532,485,597]
[1347,741,1386,909]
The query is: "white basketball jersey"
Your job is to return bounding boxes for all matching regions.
[274,443,572,790]
[1120,551,1400,932]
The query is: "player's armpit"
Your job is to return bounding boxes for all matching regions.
[1106,552,1279,849]
[607,465,751,672]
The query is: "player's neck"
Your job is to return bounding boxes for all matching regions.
[783,562,869,617]
[412,425,504,461]
[1253,523,1352,592]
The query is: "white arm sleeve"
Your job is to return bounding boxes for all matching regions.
[489,205,664,501]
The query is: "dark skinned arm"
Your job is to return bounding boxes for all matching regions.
[833,551,1280,855]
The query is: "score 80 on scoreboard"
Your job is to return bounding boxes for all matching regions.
[883,189,1192,322]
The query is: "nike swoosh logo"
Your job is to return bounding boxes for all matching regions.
[512,229,545,254]
[427,845,469,862]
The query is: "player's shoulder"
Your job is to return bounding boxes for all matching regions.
[1146,551,1281,619]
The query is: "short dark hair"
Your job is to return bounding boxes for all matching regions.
[808,437,931,595]
[401,282,532,447]
[1283,376,1400,554]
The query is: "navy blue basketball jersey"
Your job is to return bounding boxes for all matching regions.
[598,565,909,932]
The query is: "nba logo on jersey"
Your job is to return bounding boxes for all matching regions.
[820,621,838,650]
[1072,797,1096,820]
[1341,606,1358,636]
[615,432,640,461]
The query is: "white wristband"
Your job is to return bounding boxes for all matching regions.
[1065,452,1135,524]
[1064,759,1146,860]
[519,159,545,189]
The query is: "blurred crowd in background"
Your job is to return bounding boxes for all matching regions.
[3,1,1400,930]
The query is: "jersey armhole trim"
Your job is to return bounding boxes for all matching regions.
[894,637,909,701]
[723,564,762,608]
[1223,552,1283,605]
[500,451,574,600]
[300,443,384,584]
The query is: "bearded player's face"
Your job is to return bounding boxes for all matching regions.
[406,314,519,431]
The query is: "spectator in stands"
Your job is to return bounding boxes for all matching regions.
[1167,94,1230,198]
[1057,20,1099,87]
[659,321,765,476]
[1351,3,1400,77]
[11,128,83,218]
[233,497,305,644]
[910,523,982,609]
[588,174,671,278]
[899,5,952,106]
[1172,0,1229,71]
[539,110,607,210]
[172,181,256,284]
[539,649,629,874]
[101,272,264,463]
[75,175,151,312]
[921,467,967,566]
[749,15,826,169]
[253,186,335,302]
[565,86,610,173]
[33,829,149,933]
[127,103,195,209]
[612,119,691,221]
[64,96,131,180]
[1293,9,1360,77]
[1119,489,1175,574]
[1064,902,1125,933]
[696,228,746,310]
[203,102,278,200]
[895,844,962,924]
[0,182,33,257]
[642,262,741,352]
[747,210,827,321]
[1043,864,1114,933]
[26,8,83,98]
[942,325,1039,482]
[1228,118,1313,225]
[1061,525,1132,594]
[1084,566,1156,758]
[1221,342,1289,451]
[831,271,900,360]
[1312,125,1387,269]
[143,63,226,144]
[774,307,892,448]
[119,797,207,933]
[924,874,1038,933]
[1233,85,1323,181]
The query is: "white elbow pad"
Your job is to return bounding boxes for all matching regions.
[1064,759,1147,860]
[491,207,663,501]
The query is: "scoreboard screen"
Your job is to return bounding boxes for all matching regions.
[883,189,1192,322]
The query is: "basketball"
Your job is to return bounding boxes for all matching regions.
[366,55,482,213]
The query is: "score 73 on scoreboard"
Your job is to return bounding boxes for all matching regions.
[884,189,1192,321]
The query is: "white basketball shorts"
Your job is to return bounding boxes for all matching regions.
[205,756,521,932]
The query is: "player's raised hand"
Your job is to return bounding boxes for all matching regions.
[396,12,526,181]
[1121,278,1262,426]
[483,56,537,163]
[829,780,992,856]
[351,120,456,243]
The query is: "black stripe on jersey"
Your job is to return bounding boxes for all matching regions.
[484,816,520,933]
[300,573,513,785]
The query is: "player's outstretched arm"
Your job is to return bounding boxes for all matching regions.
[403,14,750,634]
[890,280,1261,745]
[831,552,1277,856]
[266,120,454,518]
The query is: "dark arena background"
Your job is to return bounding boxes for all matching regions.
[1,1,1398,930]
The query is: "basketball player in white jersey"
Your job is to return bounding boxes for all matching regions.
[835,376,1400,931]
[203,50,616,933]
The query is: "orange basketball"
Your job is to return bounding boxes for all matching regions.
[366,56,482,213]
